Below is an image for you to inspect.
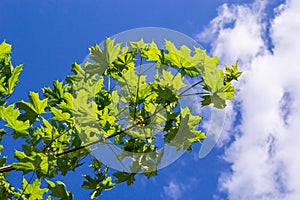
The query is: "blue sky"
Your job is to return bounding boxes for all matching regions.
[2,0,300,199]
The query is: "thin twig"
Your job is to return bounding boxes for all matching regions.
[17,171,35,200]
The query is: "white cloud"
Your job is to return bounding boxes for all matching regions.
[197,0,267,66]
[198,0,300,199]
[163,181,182,200]
[162,178,199,200]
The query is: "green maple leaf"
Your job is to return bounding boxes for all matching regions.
[7,64,23,95]
[202,69,236,108]
[165,40,201,77]
[130,38,148,49]
[156,70,186,91]
[8,120,30,138]
[0,41,12,59]
[119,68,146,89]
[42,117,58,143]
[46,180,73,200]
[110,49,136,78]
[0,105,30,137]
[82,173,114,199]
[143,41,164,62]
[225,61,242,82]
[20,178,48,200]
[224,82,235,100]
[28,92,48,114]
[16,92,48,124]
[35,153,50,177]
[72,90,99,125]
[89,38,121,68]
[0,41,23,97]
[113,172,135,185]
[13,149,55,178]
[150,83,178,105]
[12,150,35,172]
[50,107,71,122]
[203,69,224,95]
[101,177,114,190]
[165,107,203,150]
[43,80,70,106]
[190,47,219,72]
[66,62,86,83]
[165,40,191,66]
[190,130,206,143]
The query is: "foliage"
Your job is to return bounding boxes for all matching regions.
[0,39,241,199]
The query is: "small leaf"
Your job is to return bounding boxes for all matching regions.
[16,92,48,123]
[143,170,158,179]
[16,101,38,124]
[7,64,23,94]
[89,38,121,69]
[225,62,242,82]
[50,107,71,121]
[157,70,186,91]
[130,38,148,49]
[0,41,12,59]
[164,40,201,77]
[0,105,30,137]
[143,41,163,62]
[12,150,35,173]
[101,177,114,190]
[46,180,73,200]
[202,69,236,108]
[113,172,135,185]
[28,92,48,115]
[12,162,35,172]
[82,174,104,199]
[20,178,48,200]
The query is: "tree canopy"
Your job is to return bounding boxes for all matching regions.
[0,38,241,199]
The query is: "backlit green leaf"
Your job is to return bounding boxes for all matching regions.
[46,180,73,200]
[0,105,30,137]
[0,41,11,59]
[7,64,23,95]
[113,172,135,185]
[20,178,48,200]
[165,40,201,77]
[50,107,71,121]
[89,38,121,69]
[225,62,242,82]
[101,177,114,190]
[16,92,47,123]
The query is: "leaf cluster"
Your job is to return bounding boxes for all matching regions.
[0,39,241,199]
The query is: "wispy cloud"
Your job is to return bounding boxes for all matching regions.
[163,181,182,200]
[197,0,268,65]
[161,178,199,200]
[196,0,268,150]
[197,0,300,199]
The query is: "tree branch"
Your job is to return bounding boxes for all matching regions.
[0,165,15,173]
[0,78,205,174]
[0,132,121,173]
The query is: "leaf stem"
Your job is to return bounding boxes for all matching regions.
[107,75,111,92]
[179,80,203,96]
[180,92,211,97]
[0,165,14,173]
[133,54,143,120]
[0,74,206,175]
[17,171,35,200]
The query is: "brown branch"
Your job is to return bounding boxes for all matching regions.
[0,165,15,173]
[0,133,117,173]
[0,80,204,174]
